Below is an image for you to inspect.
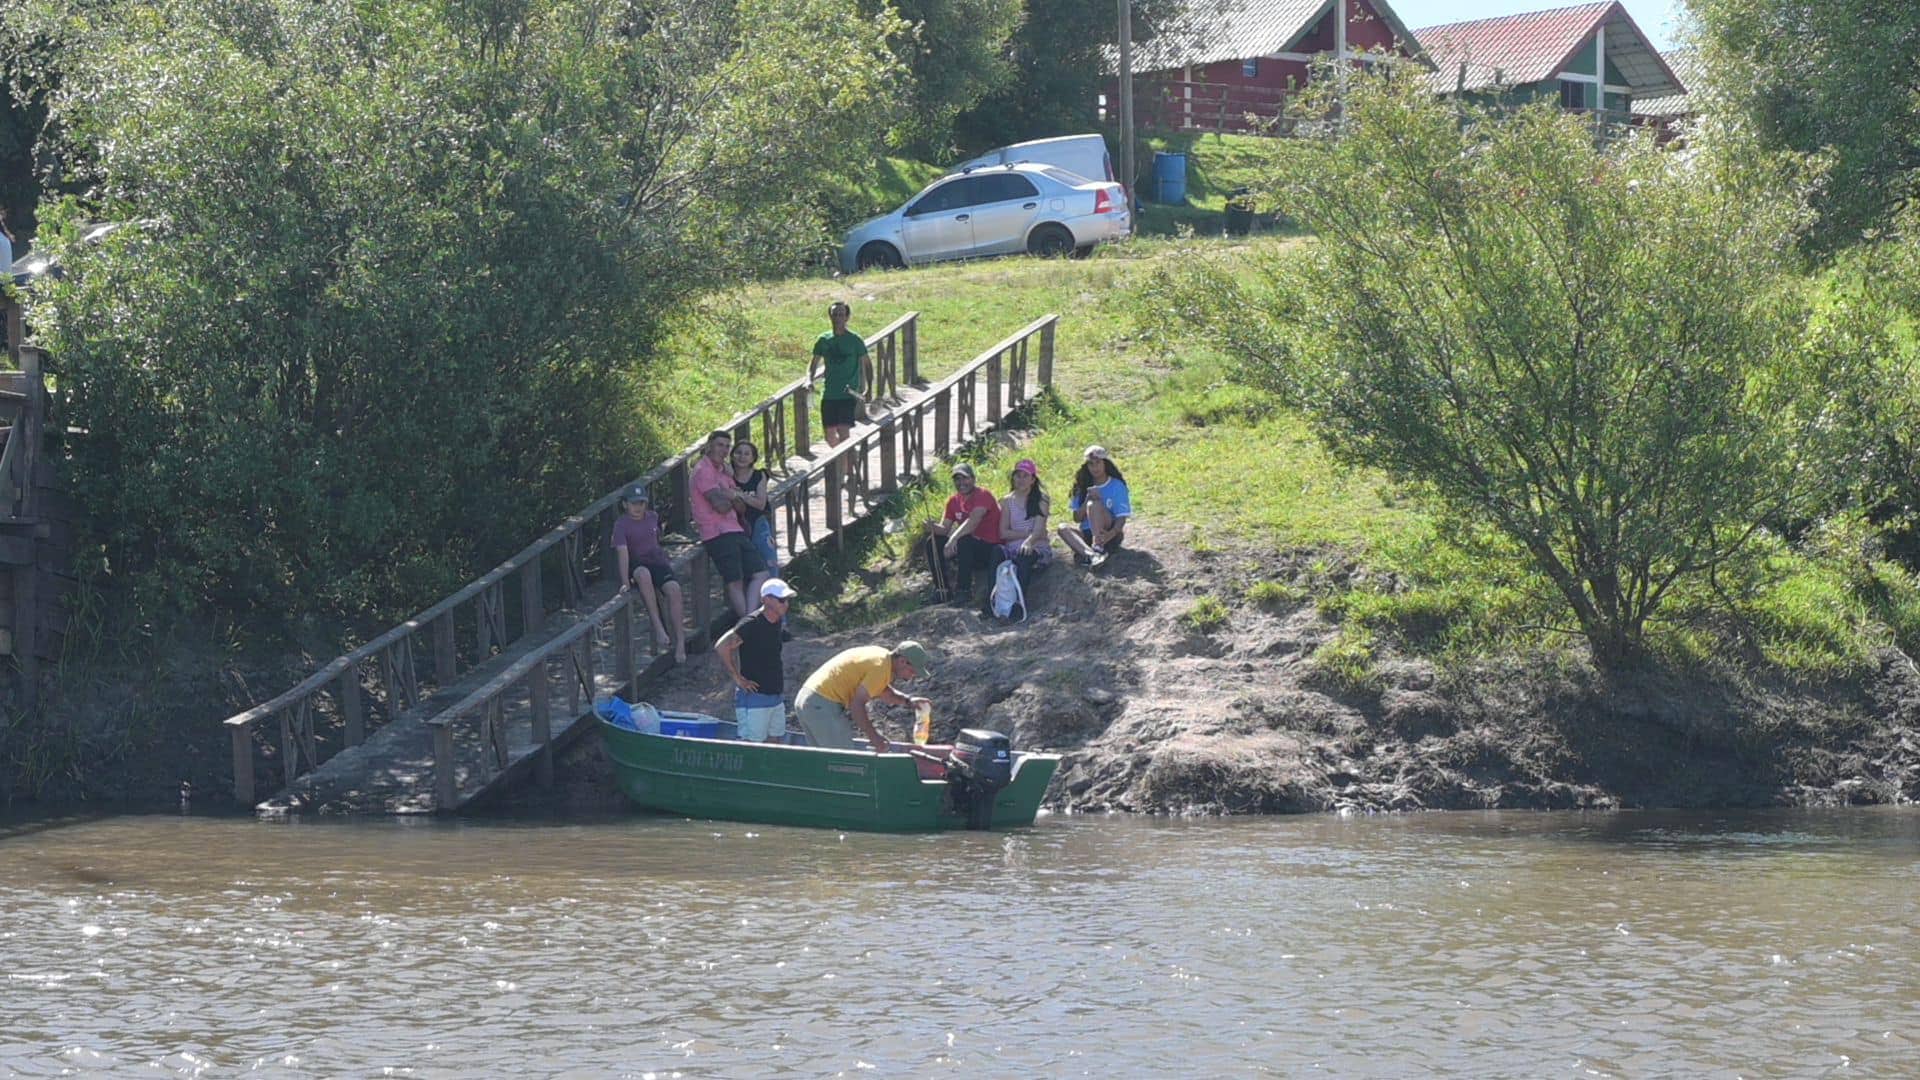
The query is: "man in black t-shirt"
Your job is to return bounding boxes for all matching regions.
[715,578,795,742]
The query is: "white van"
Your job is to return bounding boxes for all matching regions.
[954,133,1117,187]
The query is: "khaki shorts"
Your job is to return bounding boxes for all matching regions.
[794,689,858,749]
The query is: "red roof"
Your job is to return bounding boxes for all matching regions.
[1414,1,1681,98]
[1129,0,1428,72]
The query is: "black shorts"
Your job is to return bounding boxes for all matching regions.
[821,396,858,429]
[702,531,767,583]
[1080,521,1125,550]
[630,561,675,589]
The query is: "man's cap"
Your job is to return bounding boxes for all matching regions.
[1084,445,1110,461]
[950,463,976,480]
[760,578,796,600]
[894,640,934,673]
[1013,459,1038,476]
[622,484,650,503]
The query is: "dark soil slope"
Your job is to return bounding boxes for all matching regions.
[543,525,1920,816]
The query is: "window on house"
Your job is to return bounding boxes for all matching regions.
[1243,58,1258,78]
[1559,79,1593,110]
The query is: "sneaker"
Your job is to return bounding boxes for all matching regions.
[1074,551,1093,568]
[1089,549,1110,570]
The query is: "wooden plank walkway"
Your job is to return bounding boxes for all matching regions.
[248,314,1057,814]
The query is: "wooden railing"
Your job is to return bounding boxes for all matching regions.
[1134,79,1291,136]
[226,312,918,806]
[0,302,47,526]
[425,313,1057,809]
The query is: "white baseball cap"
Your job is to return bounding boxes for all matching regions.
[760,578,796,599]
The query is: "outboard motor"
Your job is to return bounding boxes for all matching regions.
[946,728,1014,830]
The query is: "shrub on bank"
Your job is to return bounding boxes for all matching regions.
[7,0,905,624]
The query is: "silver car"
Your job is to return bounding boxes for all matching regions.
[840,163,1131,273]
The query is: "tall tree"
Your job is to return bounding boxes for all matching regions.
[1690,0,1920,250]
[876,0,1019,160]
[953,0,1193,153]
[4,0,904,619]
[1146,68,1871,668]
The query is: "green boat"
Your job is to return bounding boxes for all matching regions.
[597,714,1061,832]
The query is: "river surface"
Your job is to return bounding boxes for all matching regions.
[2,808,1917,1077]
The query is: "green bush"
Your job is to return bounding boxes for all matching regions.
[9,0,905,621]
[1147,65,1876,669]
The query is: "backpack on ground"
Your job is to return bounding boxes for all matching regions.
[990,557,1027,622]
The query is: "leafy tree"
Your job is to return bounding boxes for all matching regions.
[953,0,1195,152]
[1690,0,1920,250]
[1146,70,1870,668]
[874,0,1019,160]
[5,0,903,620]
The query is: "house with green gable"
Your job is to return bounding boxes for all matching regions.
[1413,1,1683,126]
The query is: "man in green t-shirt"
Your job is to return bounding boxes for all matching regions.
[807,300,872,447]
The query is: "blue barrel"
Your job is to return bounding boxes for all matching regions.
[1152,151,1188,204]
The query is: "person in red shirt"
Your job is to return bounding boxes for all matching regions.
[923,462,1004,605]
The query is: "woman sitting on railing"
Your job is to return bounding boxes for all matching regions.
[731,438,778,580]
[614,485,686,664]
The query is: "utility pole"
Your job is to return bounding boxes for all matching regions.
[1117,0,1136,218]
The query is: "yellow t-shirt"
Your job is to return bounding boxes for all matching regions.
[802,645,895,707]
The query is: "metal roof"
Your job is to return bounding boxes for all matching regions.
[1129,0,1428,72]
[1631,48,1696,116]
[1414,2,1683,99]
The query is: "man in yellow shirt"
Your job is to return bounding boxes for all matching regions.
[794,640,934,752]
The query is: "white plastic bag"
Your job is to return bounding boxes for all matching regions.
[990,559,1027,622]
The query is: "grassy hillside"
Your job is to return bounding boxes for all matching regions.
[675,236,1920,686]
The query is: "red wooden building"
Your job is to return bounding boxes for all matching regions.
[1118,0,1428,133]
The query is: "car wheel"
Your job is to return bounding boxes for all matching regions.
[857,242,904,272]
[1027,225,1074,259]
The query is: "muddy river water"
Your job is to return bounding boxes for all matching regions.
[3,808,1917,1076]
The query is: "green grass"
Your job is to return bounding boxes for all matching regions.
[1182,594,1231,632]
[1129,130,1296,238]
[654,226,1911,681]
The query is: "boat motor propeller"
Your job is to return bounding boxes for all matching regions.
[945,728,1014,830]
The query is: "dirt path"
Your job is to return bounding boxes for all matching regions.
[538,523,1920,816]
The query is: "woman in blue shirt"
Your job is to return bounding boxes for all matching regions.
[1058,445,1131,568]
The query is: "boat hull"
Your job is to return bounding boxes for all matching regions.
[598,719,1060,832]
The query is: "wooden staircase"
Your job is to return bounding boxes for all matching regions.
[1,301,75,705]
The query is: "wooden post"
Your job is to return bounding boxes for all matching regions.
[614,599,635,689]
[231,725,255,807]
[486,697,508,771]
[297,697,317,773]
[1040,319,1055,387]
[433,722,457,811]
[279,708,297,787]
[825,456,845,548]
[904,316,920,385]
[520,556,543,640]
[529,665,554,788]
[879,416,898,493]
[338,666,365,748]
[795,385,813,456]
[475,587,496,663]
[690,554,713,651]
[434,613,457,685]
[987,349,1004,423]
[669,458,693,535]
[935,386,951,457]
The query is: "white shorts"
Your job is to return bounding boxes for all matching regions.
[735,702,787,742]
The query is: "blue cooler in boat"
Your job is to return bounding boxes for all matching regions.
[658,711,722,738]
